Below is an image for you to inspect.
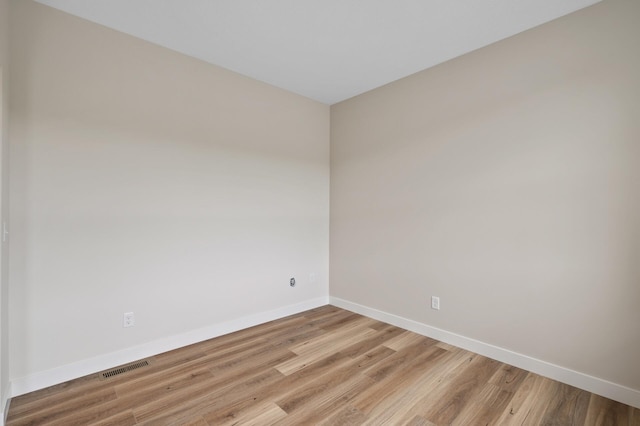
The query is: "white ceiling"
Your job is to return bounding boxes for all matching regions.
[35,0,600,105]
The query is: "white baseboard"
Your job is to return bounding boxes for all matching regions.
[10,297,329,398]
[330,296,640,409]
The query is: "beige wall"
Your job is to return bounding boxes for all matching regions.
[1,0,11,413]
[9,1,329,381]
[331,0,640,391]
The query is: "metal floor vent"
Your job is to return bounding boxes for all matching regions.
[99,359,150,380]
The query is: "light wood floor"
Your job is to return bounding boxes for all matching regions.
[7,306,640,425]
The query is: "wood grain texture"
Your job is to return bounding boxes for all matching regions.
[6,306,640,425]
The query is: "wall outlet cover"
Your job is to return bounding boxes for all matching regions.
[431,296,440,310]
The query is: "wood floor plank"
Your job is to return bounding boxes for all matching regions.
[91,410,137,426]
[420,355,503,424]
[583,393,634,426]
[404,415,436,426]
[339,323,406,359]
[273,364,376,425]
[7,306,639,426]
[133,349,291,424]
[450,383,514,426]
[317,405,368,425]
[434,341,460,352]
[357,348,472,424]
[488,362,530,392]
[377,353,501,425]
[382,330,433,351]
[7,385,119,422]
[202,341,393,425]
[288,316,376,356]
[313,311,364,332]
[7,387,119,426]
[115,367,214,398]
[274,321,378,375]
[363,335,440,383]
[33,397,130,426]
[495,374,557,425]
[178,417,209,426]
[632,407,640,426]
[216,402,287,426]
[275,350,379,415]
[201,351,356,425]
[274,379,374,426]
[148,369,285,425]
[539,381,591,425]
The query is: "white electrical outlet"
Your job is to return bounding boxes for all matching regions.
[123,312,135,328]
[431,296,440,310]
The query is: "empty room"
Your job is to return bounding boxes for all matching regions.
[0,0,639,424]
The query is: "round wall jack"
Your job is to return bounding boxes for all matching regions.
[290,277,296,287]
